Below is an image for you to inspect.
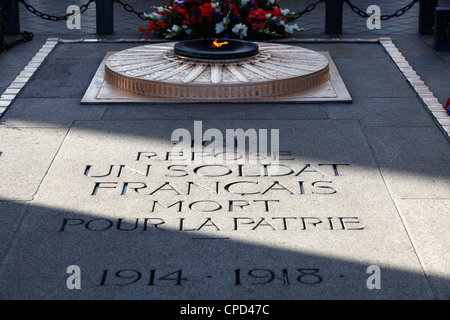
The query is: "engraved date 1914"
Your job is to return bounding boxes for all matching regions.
[97,268,323,286]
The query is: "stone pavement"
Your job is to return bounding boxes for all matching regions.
[0,0,449,301]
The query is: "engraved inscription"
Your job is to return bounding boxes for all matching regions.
[58,147,362,237]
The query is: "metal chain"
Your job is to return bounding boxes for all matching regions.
[113,0,323,21]
[1,0,34,51]
[292,0,324,20]
[114,0,147,20]
[2,0,95,51]
[19,0,94,21]
[2,31,33,50]
[344,0,419,21]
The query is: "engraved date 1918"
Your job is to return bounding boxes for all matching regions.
[97,268,323,286]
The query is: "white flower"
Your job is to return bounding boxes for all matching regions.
[232,23,248,39]
[215,22,226,34]
[240,0,250,8]
[283,23,299,34]
[268,0,275,3]
[265,13,272,19]
[171,24,181,32]
[144,12,162,20]
[281,8,290,15]
[215,16,229,34]
[211,1,221,12]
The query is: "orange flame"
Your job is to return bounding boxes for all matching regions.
[212,39,228,48]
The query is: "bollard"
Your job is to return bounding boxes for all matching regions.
[3,0,20,35]
[433,7,450,50]
[96,0,114,34]
[0,1,4,51]
[325,0,343,34]
[419,0,438,34]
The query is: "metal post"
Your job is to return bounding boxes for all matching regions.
[0,1,5,51]
[3,0,20,35]
[96,0,114,34]
[419,0,438,34]
[433,7,450,50]
[325,0,343,34]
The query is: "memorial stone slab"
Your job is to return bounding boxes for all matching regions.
[0,119,436,299]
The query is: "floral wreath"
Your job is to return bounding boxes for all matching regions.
[139,0,303,40]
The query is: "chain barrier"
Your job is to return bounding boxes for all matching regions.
[292,0,324,20]
[344,0,419,21]
[1,30,33,51]
[19,0,94,21]
[113,0,147,20]
[113,0,324,21]
[18,0,146,22]
[1,0,95,51]
[2,0,434,51]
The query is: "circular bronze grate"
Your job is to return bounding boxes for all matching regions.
[104,41,330,100]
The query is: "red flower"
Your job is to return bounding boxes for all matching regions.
[231,4,238,16]
[249,8,266,20]
[147,20,155,31]
[175,6,186,15]
[186,14,196,23]
[271,7,281,16]
[199,3,214,17]
[157,20,167,29]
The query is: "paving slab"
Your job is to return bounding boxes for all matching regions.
[0,36,48,67]
[0,67,23,93]
[0,119,436,299]
[327,97,437,127]
[0,98,106,127]
[103,103,329,121]
[302,43,388,59]
[0,127,68,201]
[394,199,450,299]
[0,201,29,259]
[364,126,450,199]
[331,57,414,98]
[19,57,104,99]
